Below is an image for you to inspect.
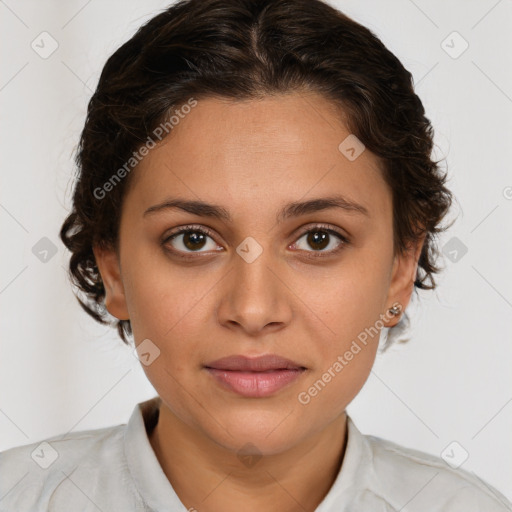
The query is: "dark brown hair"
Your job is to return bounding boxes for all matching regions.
[60,0,453,345]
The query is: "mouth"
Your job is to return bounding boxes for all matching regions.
[204,354,307,398]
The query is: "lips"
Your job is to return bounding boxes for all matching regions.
[205,354,305,372]
[204,354,306,398]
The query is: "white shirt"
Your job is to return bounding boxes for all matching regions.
[0,396,510,511]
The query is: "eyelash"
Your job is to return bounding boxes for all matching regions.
[162,223,350,260]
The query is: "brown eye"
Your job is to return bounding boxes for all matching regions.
[292,225,349,256]
[163,226,220,254]
[305,230,330,251]
[181,231,208,251]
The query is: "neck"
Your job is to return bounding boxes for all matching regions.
[148,404,348,512]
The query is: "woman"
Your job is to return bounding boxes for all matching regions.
[1,0,509,510]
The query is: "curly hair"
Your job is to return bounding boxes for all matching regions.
[60,0,453,346]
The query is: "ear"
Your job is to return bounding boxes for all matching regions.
[384,234,426,327]
[92,243,130,321]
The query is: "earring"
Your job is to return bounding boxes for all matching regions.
[388,305,401,316]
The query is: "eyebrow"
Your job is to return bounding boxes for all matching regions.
[143,195,369,222]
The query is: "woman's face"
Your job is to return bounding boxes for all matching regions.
[94,92,421,455]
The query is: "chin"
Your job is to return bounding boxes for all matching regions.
[202,408,308,455]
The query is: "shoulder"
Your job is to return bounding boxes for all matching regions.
[0,424,128,511]
[361,431,511,511]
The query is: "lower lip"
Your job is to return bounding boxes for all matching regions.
[205,368,305,398]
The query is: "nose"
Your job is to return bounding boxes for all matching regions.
[216,246,293,337]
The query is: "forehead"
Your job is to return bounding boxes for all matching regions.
[124,93,390,219]
[156,93,361,164]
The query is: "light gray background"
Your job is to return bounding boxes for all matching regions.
[1,0,511,503]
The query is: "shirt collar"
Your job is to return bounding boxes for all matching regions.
[123,395,185,511]
[123,395,372,511]
[315,415,374,510]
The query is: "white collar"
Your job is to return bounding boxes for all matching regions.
[122,395,370,511]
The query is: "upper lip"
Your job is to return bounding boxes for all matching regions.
[205,354,305,372]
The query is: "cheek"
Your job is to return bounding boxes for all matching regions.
[295,249,391,402]
[296,267,385,417]
[297,345,377,427]
[121,244,216,342]
[125,262,208,416]
[307,252,391,343]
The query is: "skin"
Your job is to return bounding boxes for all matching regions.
[93,92,424,512]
